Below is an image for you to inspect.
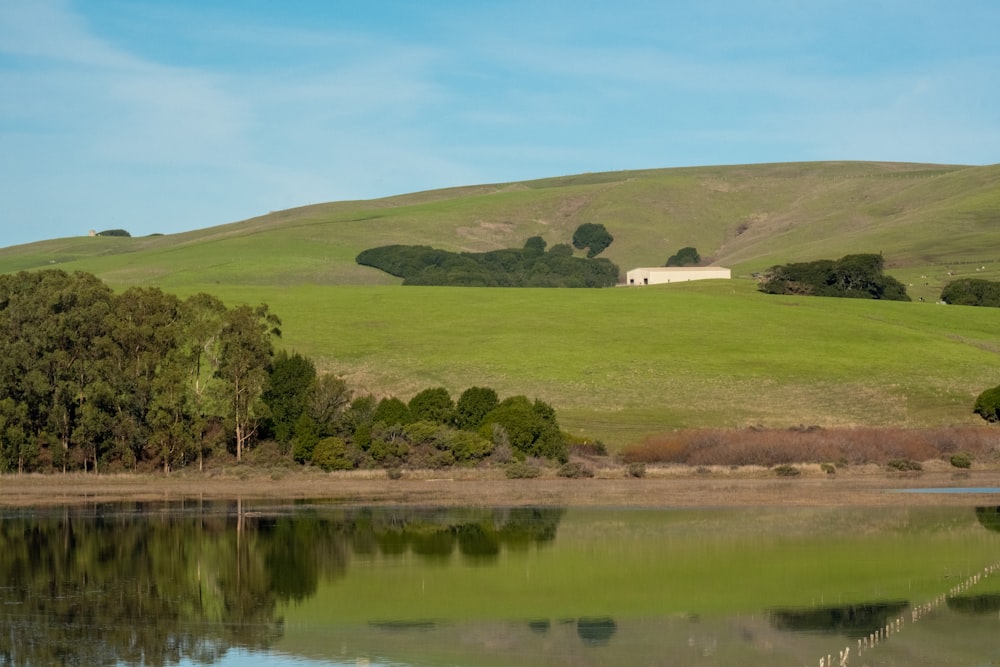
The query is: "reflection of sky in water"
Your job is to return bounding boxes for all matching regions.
[175,651,407,667]
[890,487,1000,494]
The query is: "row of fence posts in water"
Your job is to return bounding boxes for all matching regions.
[817,561,1000,667]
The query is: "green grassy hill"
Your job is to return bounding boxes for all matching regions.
[2,161,998,444]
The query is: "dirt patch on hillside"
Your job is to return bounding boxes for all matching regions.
[2,465,998,508]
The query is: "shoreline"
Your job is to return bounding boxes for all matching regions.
[2,464,999,508]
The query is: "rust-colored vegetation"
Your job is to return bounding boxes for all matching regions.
[621,426,998,468]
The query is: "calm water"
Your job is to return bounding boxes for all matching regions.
[2,502,999,666]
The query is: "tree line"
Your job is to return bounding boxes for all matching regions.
[355,224,620,287]
[0,270,569,474]
[268,355,568,471]
[0,270,280,473]
[757,253,910,301]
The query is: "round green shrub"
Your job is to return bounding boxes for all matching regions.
[887,459,923,472]
[950,452,972,469]
[774,464,801,477]
[505,461,541,479]
[557,461,594,478]
[311,437,354,471]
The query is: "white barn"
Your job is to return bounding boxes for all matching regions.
[626,266,731,286]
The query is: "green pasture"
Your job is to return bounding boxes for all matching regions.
[2,161,999,444]
[172,279,996,445]
[278,507,1000,624]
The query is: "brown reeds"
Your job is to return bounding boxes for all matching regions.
[621,426,999,468]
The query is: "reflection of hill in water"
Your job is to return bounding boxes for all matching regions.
[0,503,564,666]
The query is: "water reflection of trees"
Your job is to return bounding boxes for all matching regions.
[975,506,1000,533]
[769,601,909,637]
[0,504,563,666]
[947,594,1000,614]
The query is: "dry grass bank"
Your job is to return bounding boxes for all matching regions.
[1,461,999,509]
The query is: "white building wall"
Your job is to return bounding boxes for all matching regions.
[626,267,731,285]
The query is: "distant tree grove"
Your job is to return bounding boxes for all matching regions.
[356,229,619,287]
[758,253,910,301]
[0,270,567,473]
[940,278,1000,307]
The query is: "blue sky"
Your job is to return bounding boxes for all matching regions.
[2,1,998,247]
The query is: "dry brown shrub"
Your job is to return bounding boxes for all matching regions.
[621,426,999,467]
[621,435,689,463]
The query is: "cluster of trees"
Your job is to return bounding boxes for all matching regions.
[940,278,1000,307]
[758,253,910,301]
[265,353,568,470]
[665,246,701,266]
[0,269,570,474]
[0,270,280,473]
[356,224,620,287]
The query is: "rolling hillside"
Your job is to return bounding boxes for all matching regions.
[2,161,998,444]
[3,161,999,297]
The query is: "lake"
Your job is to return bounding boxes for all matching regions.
[1,501,998,666]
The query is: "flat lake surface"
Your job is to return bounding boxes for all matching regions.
[2,501,999,666]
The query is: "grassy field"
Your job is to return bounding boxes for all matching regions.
[2,161,998,447]
[178,279,997,445]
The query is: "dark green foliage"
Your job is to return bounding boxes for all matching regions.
[373,396,412,426]
[974,385,1000,422]
[355,245,453,279]
[759,253,910,301]
[548,243,573,257]
[950,452,972,469]
[368,434,409,464]
[341,395,376,435]
[571,223,614,258]
[940,278,1000,307]
[442,429,493,462]
[408,387,454,424]
[773,464,801,477]
[976,506,1000,533]
[665,246,700,266]
[821,462,836,475]
[523,236,547,255]
[402,420,493,463]
[263,351,316,446]
[311,436,354,471]
[456,386,499,430]
[887,459,923,472]
[292,413,320,463]
[479,395,566,461]
[355,237,620,288]
[95,229,131,237]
